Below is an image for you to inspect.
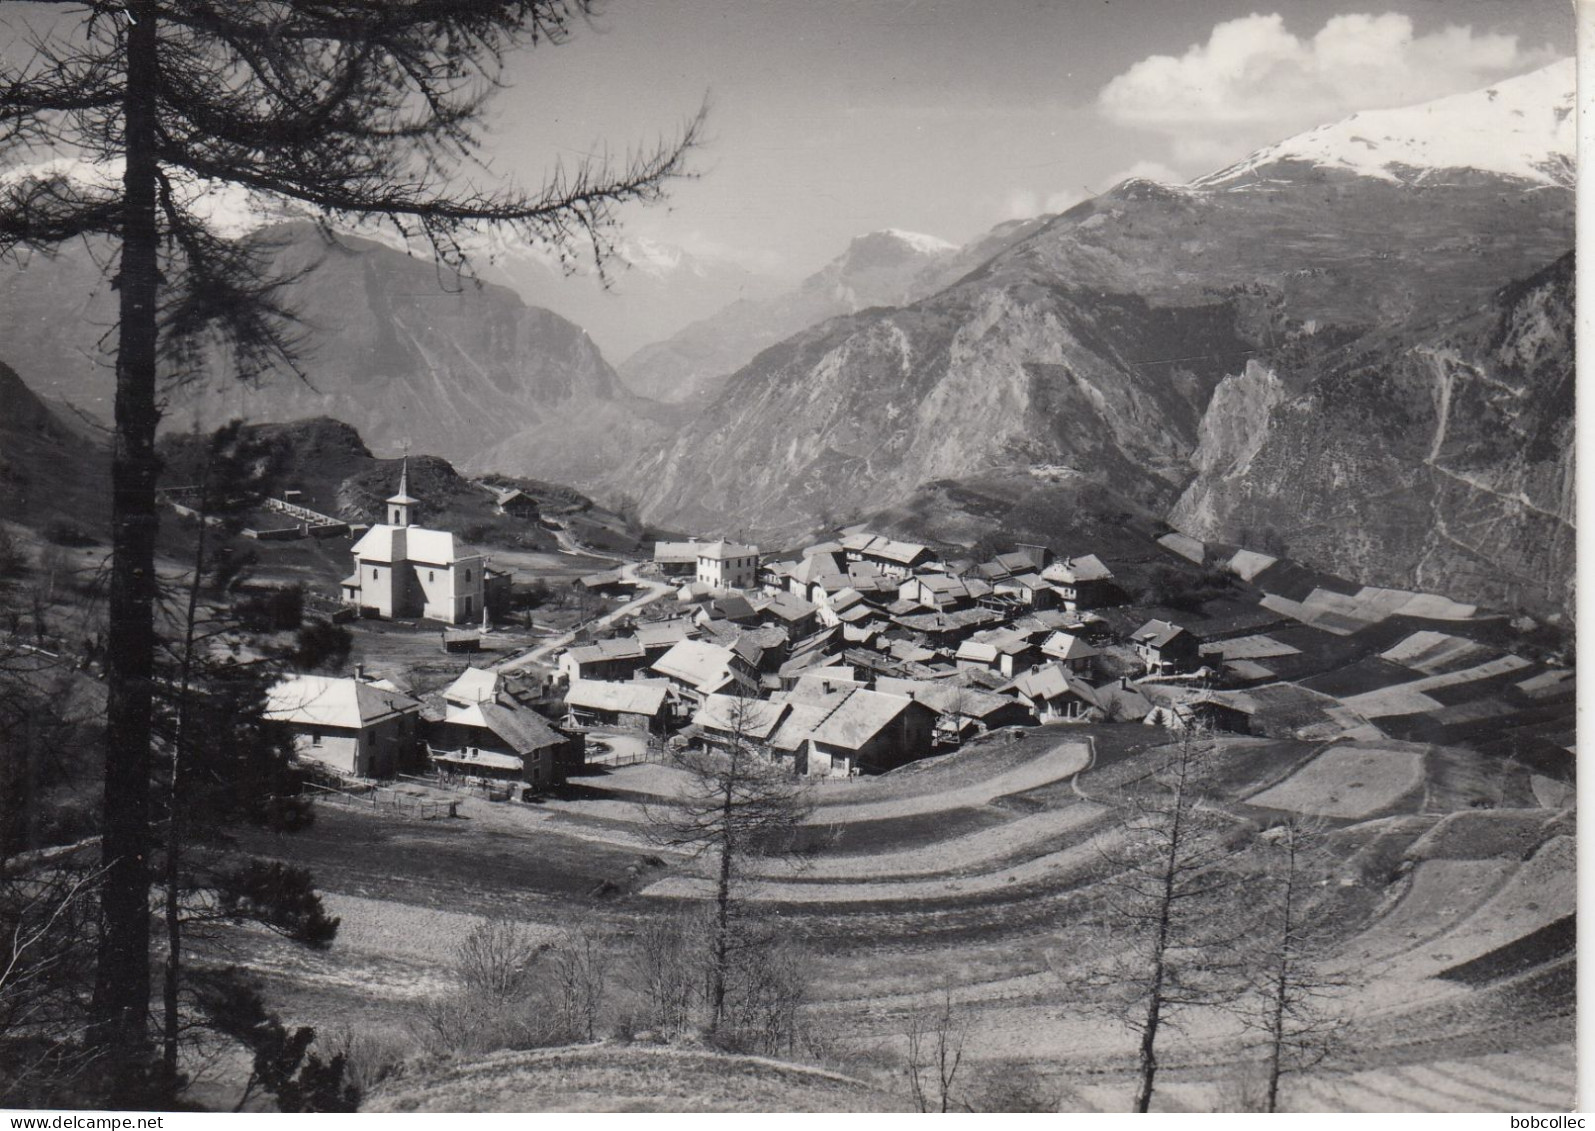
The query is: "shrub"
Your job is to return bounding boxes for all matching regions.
[42,520,95,548]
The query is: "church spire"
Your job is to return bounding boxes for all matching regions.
[386,456,419,527]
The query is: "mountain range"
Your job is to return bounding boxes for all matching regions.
[0,59,1575,618]
[621,58,1575,618]
[617,221,1052,405]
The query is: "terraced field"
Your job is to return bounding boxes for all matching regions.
[230,718,1574,1112]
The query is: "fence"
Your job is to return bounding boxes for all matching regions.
[398,769,516,802]
[585,739,661,768]
[306,780,458,820]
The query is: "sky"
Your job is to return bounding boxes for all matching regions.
[488,0,1574,280]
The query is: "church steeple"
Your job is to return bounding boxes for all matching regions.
[386,457,419,527]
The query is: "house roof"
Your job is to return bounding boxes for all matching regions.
[893,607,1004,634]
[676,580,716,603]
[759,591,818,622]
[1044,554,1114,583]
[767,702,837,751]
[888,640,937,665]
[1041,632,1100,661]
[651,639,745,692]
[692,694,789,741]
[793,552,844,585]
[564,678,670,716]
[839,533,930,565]
[447,700,567,754]
[697,540,759,561]
[808,689,925,751]
[563,636,647,666]
[579,569,628,588]
[351,524,482,567]
[875,678,1019,720]
[802,540,844,557]
[707,594,757,620]
[1133,619,1191,648]
[1090,679,1154,719]
[785,672,866,703]
[955,640,999,664]
[969,627,1035,655]
[1003,663,1095,704]
[654,540,702,564]
[996,551,1040,573]
[266,674,419,730]
[828,587,867,613]
[442,667,501,705]
[636,618,698,650]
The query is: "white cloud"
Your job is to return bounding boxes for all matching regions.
[1002,186,1087,222]
[1098,12,1557,172]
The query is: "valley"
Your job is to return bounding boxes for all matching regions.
[0,36,1577,1117]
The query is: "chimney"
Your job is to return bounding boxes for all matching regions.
[1120,676,1129,690]
[355,664,366,682]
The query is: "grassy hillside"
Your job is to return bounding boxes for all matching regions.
[365,1045,905,1113]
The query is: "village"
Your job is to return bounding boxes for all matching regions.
[216,456,1573,1111]
[265,462,1280,796]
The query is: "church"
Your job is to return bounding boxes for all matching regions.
[340,462,494,624]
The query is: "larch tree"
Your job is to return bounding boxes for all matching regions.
[1244,816,1350,1113]
[646,694,812,1037]
[0,0,699,1103]
[1076,727,1252,1113]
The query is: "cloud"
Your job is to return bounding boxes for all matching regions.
[1002,186,1087,222]
[1098,12,1557,170]
[1003,160,1190,223]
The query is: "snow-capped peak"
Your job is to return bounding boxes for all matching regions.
[1196,57,1575,189]
[1,156,309,238]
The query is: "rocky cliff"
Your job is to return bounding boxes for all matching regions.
[1171,253,1575,618]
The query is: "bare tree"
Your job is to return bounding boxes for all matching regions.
[549,920,610,1043]
[1,2,699,1097]
[624,910,701,1039]
[1244,817,1350,1113]
[1077,728,1250,1113]
[418,915,553,1055]
[455,915,547,1006]
[645,696,812,1037]
[904,986,966,1113]
[0,854,107,1106]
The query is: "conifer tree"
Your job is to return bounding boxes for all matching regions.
[1,1,698,1101]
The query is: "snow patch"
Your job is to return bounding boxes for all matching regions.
[1196,57,1574,189]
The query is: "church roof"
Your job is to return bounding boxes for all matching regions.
[351,524,481,566]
